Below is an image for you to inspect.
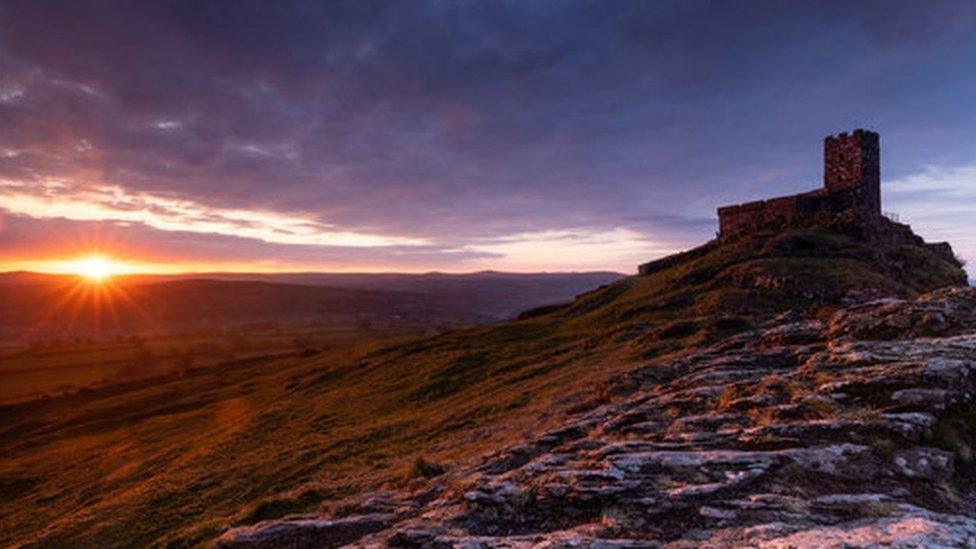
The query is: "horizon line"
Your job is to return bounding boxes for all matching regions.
[0,268,628,278]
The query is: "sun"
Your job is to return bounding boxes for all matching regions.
[74,255,119,281]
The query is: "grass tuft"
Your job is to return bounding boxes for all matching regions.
[407,457,447,479]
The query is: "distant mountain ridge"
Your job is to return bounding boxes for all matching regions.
[0,271,622,343]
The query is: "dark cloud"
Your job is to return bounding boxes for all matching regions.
[855,0,976,48]
[1,1,975,271]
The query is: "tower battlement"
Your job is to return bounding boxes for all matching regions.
[824,129,880,213]
[717,129,881,236]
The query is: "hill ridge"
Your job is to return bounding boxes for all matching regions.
[211,215,973,547]
[1,216,970,547]
[217,286,976,548]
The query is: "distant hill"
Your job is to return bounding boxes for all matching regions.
[0,271,622,344]
[150,271,624,319]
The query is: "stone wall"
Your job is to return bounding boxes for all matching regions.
[824,129,880,215]
[717,129,881,236]
[718,194,799,235]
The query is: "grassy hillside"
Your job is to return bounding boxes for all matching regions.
[0,324,423,406]
[0,218,966,547]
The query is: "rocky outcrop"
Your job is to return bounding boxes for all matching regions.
[215,287,976,548]
[215,514,396,548]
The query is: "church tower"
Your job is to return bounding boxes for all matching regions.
[823,129,880,215]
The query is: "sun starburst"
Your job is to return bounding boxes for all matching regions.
[72,255,122,282]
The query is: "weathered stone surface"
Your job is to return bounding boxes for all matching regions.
[827,286,976,341]
[213,513,395,548]
[741,506,976,549]
[214,287,976,548]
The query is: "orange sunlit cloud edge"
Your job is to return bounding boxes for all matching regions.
[0,199,680,274]
[3,232,673,275]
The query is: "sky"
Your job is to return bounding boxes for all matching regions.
[0,1,974,275]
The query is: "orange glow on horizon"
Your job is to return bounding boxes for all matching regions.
[0,225,665,275]
[0,257,450,276]
[21,257,153,342]
[35,254,149,279]
[72,255,119,282]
